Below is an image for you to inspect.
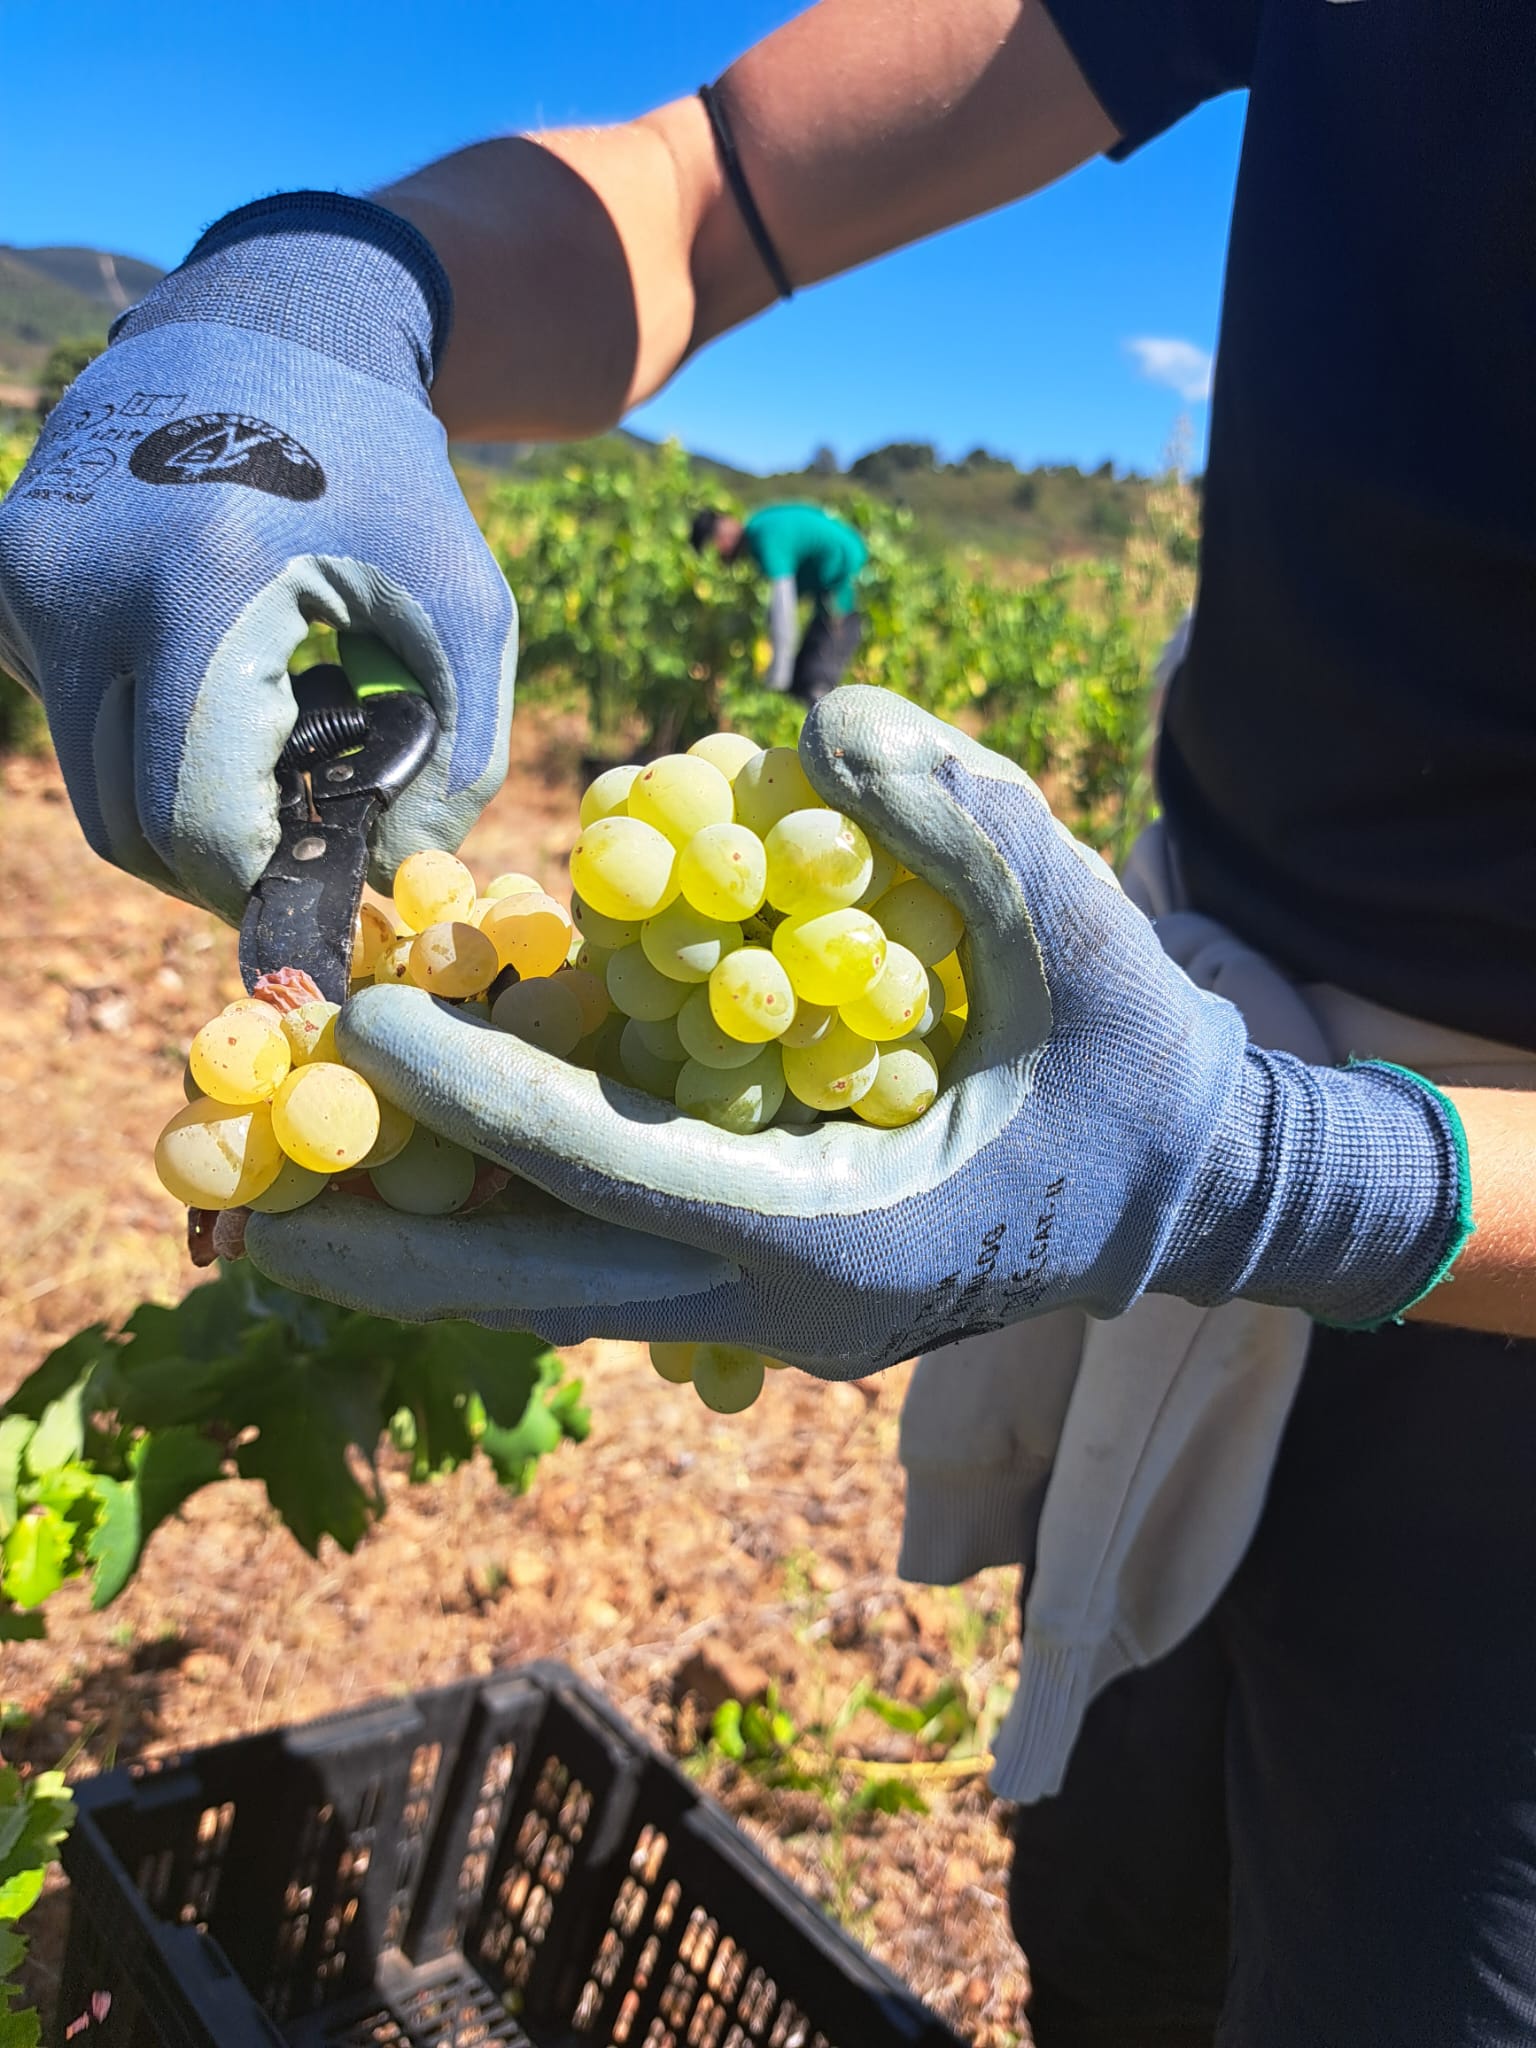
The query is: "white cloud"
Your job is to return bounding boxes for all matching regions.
[1124,337,1214,403]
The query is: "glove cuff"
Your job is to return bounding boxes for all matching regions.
[1153,1050,1473,1326]
[111,191,452,398]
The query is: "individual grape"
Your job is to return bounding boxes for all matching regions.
[578,762,642,827]
[772,907,887,1006]
[351,901,395,976]
[620,1017,687,1096]
[483,870,542,901]
[575,939,612,980]
[606,944,688,1021]
[691,1344,766,1415]
[933,948,969,1020]
[182,1059,203,1104]
[460,999,492,1022]
[571,894,641,951]
[271,1064,381,1173]
[732,746,825,837]
[410,920,500,998]
[359,1094,416,1169]
[773,1089,821,1129]
[687,731,762,781]
[781,1020,881,1111]
[570,817,679,921]
[650,1340,698,1386]
[763,809,873,915]
[565,925,586,967]
[677,987,763,1070]
[188,1008,292,1106]
[571,1010,627,1081]
[392,849,476,932]
[245,1154,331,1214]
[708,947,796,1044]
[857,836,905,909]
[155,1097,283,1210]
[633,1013,688,1063]
[777,998,835,1050]
[479,892,574,979]
[641,900,741,984]
[677,823,768,921]
[370,1127,479,1214]
[674,1046,785,1132]
[560,967,613,1038]
[838,942,930,1042]
[280,1000,341,1066]
[872,876,965,965]
[222,997,280,1020]
[627,753,734,848]
[492,976,585,1057]
[853,1041,940,1127]
[926,1012,967,1071]
[374,936,418,987]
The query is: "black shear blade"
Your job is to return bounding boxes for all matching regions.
[239,793,376,1004]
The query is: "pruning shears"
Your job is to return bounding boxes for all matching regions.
[239,634,437,1004]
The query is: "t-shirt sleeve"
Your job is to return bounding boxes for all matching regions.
[1041,0,1263,156]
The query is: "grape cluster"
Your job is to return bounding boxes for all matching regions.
[153,731,969,1412]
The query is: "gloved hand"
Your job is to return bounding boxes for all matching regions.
[246,689,1469,1373]
[0,193,516,921]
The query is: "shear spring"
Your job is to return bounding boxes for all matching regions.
[278,701,369,770]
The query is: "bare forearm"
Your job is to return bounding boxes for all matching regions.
[1407,1089,1536,1337]
[374,0,1115,439]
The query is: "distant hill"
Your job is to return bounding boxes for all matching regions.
[0,243,165,387]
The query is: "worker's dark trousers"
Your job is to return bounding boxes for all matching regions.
[790,608,863,705]
[1010,1316,1536,2048]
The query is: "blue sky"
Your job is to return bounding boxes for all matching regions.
[1,0,1246,476]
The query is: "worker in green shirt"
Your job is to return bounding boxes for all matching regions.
[690,501,868,704]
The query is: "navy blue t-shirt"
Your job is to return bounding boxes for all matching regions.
[1044,0,1536,1048]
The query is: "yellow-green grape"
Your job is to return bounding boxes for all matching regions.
[222,997,279,1020]
[781,1020,880,1111]
[483,870,542,902]
[674,1046,785,1133]
[732,746,825,837]
[687,731,763,781]
[565,925,586,967]
[280,1000,341,1066]
[571,894,641,952]
[934,948,969,1020]
[677,987,763,1070]
[155,1097,283,1210]
[677,823,768,921]
[772,907,887,1006]
[853,1041,941,1127]
[777,998,836,1050]
[691,1344,766,1415]
[491,975,585,1057]
[370,1127,478,1214]
[572,1010,627,1081]
[633,1013,687,1062]
[409,920,500,999]
[606,944,688,1021]
[576,937,612,977]
[926,1011,967,1071]
[182,1059,203,1104]
[620,1017,687,1096]
[351,900,395,976]
[857,836,904,909]
[560,967,613,1038]
[763,808,874,915]
[460,999,492,1021]
[570,816,679,921]
[708,946,797,1044]
[773,1090,821,1130]
[839,942,930,1042]
[188,1008,292,1106]
[374,936,418,987]
[873,876,965,966]
[359,1094,416,1170]
[392,849,477,932]
[245,1154,331,1214]
[627,753,734,849]
[578,762,642,827]
[480,891,574,978]
[271,1064,380,1173]
[641,900,741,984]
[650,1340,698,1385]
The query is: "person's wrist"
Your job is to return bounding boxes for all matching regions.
[1152,1050,1472,1326]
[111,191,452,396]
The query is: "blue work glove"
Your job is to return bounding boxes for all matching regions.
[0,193,515,921]
[246,689,1470,1373]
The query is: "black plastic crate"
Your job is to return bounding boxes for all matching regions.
[58,1658,966,2048]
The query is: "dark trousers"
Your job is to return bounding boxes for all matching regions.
[791,608,863,705]
[1010,1316,1536,2048]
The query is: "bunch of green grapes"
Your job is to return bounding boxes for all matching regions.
[154,731,969,1415]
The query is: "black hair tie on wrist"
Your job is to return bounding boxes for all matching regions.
[698,81,795,302]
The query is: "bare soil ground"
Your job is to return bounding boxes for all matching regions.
[0,709,1032,2046]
